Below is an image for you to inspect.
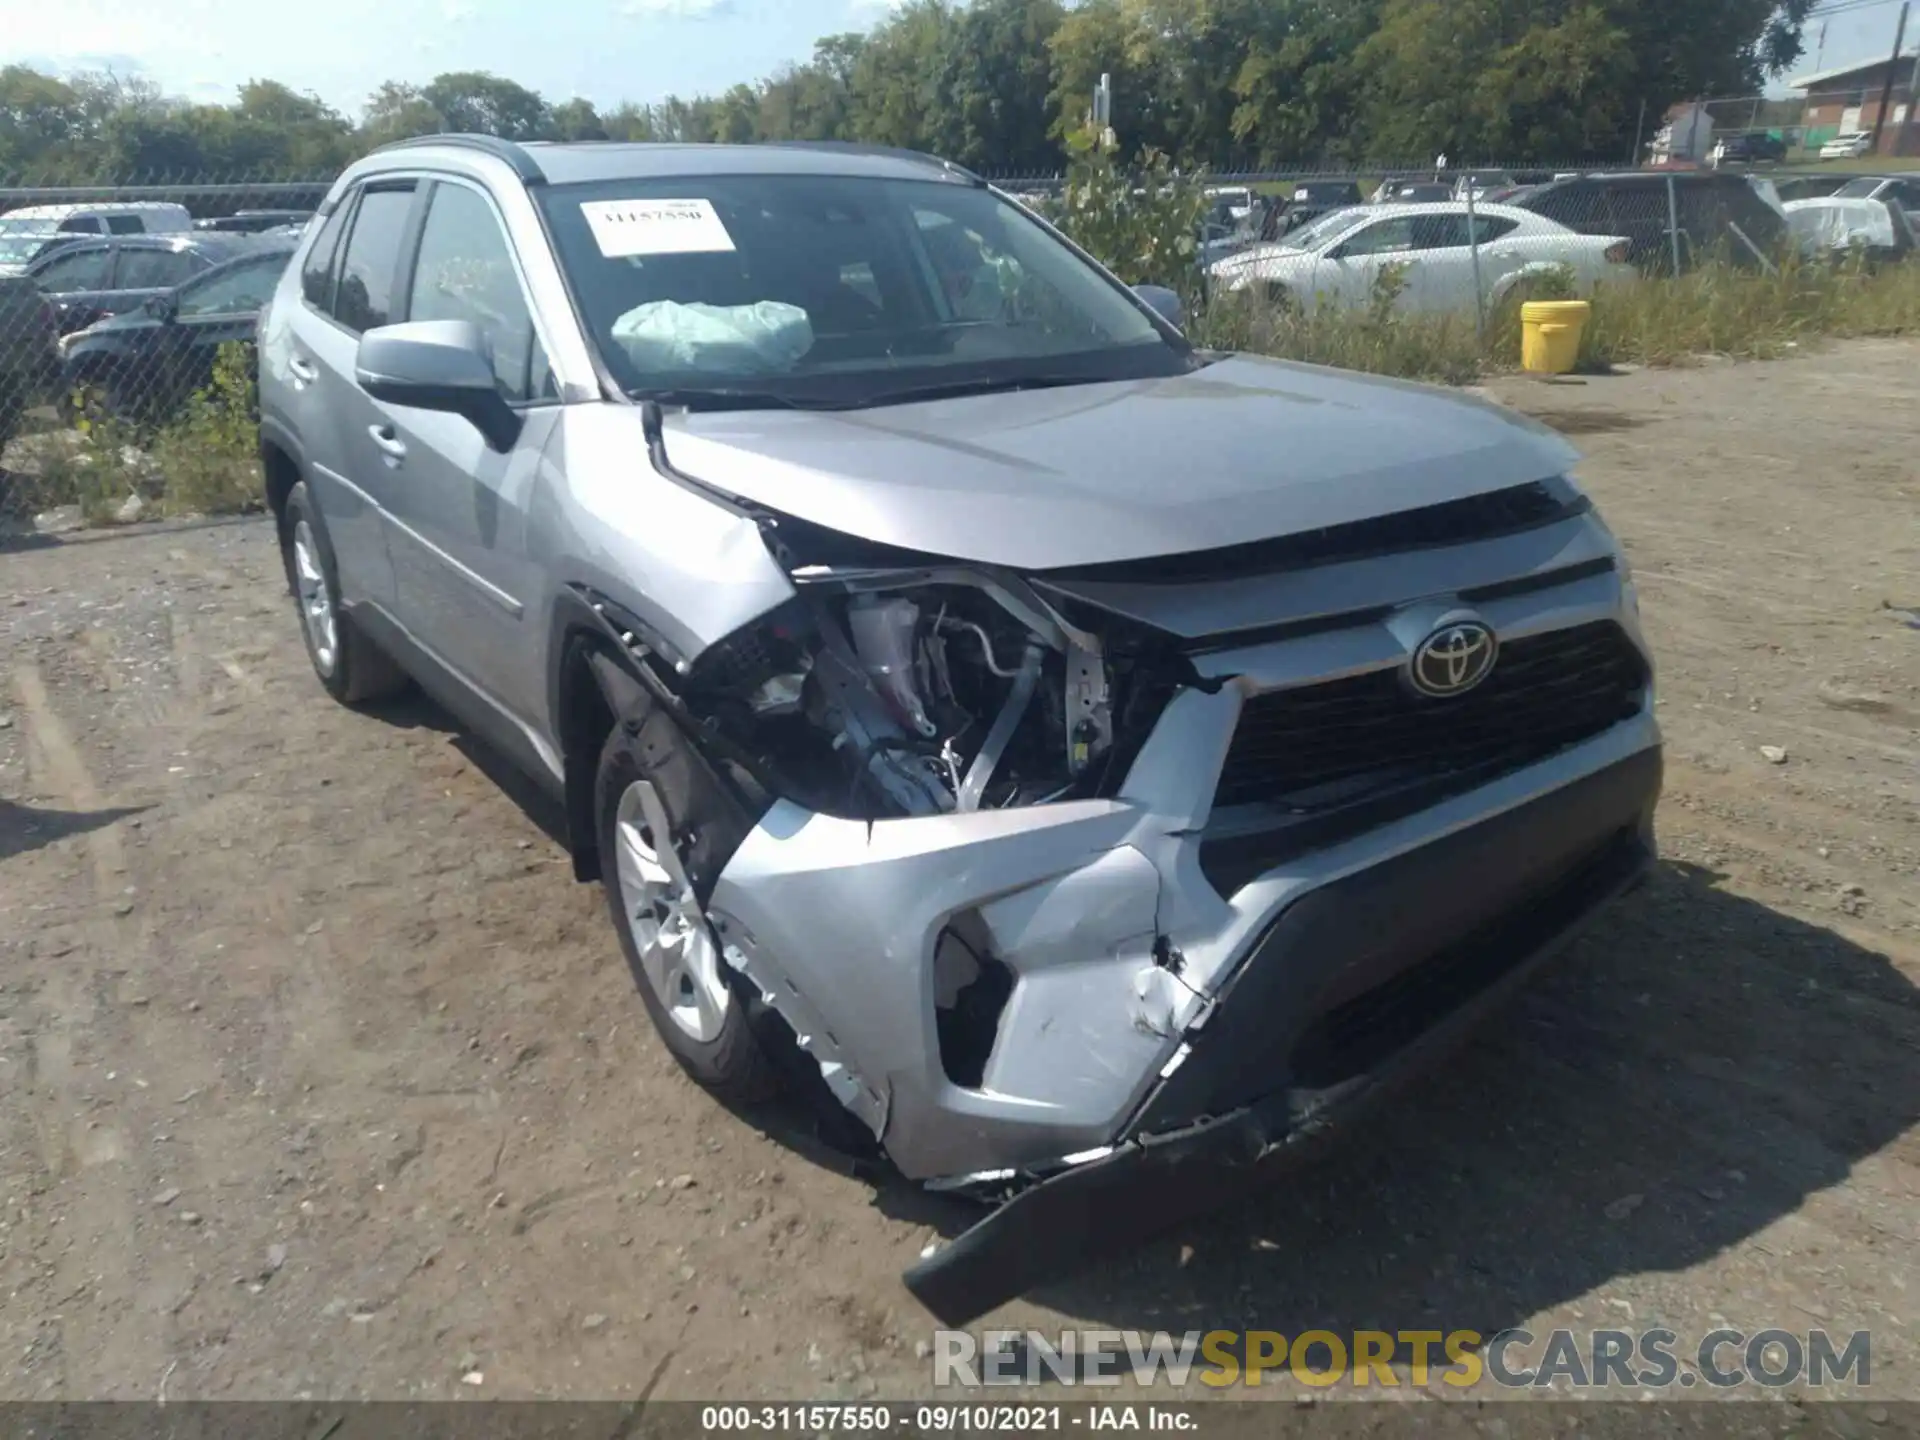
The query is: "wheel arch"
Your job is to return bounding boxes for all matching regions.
[259,418,305,533]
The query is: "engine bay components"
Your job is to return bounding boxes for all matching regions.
[676,564,1150,821]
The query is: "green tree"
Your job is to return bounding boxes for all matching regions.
[550,96,610,141]
[929,0,1064,172]
[845,0,952,150]
[421,71,551,139]
[361,81,444,146]
[0,66,83,172]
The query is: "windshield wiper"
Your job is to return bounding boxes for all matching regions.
[634,387,846,413]
[838,374,1108,409]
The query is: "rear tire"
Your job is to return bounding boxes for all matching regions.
[595,709,782,1104]
[280,480,408,705]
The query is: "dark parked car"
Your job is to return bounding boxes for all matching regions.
[1712,131,1789,165]
[1290,179,1366,208]
[195,209,316,234]
[1511,171,1787,273]
[1373,178,1455,204]
[0,273,61,446]
[23,233,281,335]
[58,239,294,423]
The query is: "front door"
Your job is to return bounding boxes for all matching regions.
[156,250,293,414]
[372,178,559,733]
[1324,214,1422,308]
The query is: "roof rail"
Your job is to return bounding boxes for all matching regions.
[760,140,983,186]
[369,133,547,184]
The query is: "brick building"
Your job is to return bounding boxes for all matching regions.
[1790,49,1920,156]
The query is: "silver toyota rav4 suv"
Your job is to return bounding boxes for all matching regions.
[258,135,1661,1321]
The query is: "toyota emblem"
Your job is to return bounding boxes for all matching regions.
[1408,621,1498,698]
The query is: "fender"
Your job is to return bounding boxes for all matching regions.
[547,584,775,883]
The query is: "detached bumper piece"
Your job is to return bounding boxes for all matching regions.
[904,747,1661,1326]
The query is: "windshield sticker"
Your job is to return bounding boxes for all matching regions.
[581,198,736,258]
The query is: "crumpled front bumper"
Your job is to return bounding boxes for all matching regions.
[905,745,1662,1325]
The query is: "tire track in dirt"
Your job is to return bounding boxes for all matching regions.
[11,660,163,1394]
[9,659,242,1397]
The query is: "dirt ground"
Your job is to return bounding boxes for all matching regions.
[1,338,1916,1405]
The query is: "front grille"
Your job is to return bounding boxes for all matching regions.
[1213,620,1647,813]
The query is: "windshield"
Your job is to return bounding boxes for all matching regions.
[536,173,1187,407]
[1280,206,1370,251]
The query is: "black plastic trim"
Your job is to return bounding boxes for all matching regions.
[370,133,548,184]
[902,750,1660,1325]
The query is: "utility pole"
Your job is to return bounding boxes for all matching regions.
[1871,0,1910,155]
[1904,39,1920,155]
[1093,73,1114,152]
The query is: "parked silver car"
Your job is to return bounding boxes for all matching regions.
[257,136,1662,1323]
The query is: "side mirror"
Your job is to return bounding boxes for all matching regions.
[354,319,521,451]
[143,292,177,322]
[1131,283,1185,330]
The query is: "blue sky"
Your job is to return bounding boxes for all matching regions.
[1,0,1905,116]
[6,0,904,115]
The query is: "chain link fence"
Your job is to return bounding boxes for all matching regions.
[0,171,330,534]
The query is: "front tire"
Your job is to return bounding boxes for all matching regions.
[595,712,781,1104]
[280,480,407,705]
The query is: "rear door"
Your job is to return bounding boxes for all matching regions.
[375,177,560,723]
[103,244,206,320]
[1405,213,1484,310]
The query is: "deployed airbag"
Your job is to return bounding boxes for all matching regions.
[611,300,815,375]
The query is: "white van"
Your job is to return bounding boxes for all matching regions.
[0,202,193,237]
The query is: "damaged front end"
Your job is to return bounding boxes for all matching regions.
[589,433,1661,1328]
[679,518,1181,825]
[636,509,1201,1154]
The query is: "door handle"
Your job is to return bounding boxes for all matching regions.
[288,355,318,385]
[368,424,408,462]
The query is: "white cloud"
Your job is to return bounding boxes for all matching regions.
[617,0,734,17]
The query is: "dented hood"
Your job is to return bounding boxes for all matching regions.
[661,353,1579,572]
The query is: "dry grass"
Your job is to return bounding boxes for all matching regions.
[1192,254,1920,383]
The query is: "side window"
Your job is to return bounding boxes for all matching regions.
[1470,215,1519,244]
[1335,217,1418,257]
[32,246,114,291]
[177,256,289,317]
[1411,215,1474,249]
[333,184,417,334]
[57,216,102,234]
[300,202,351,313]
[115,248,200,289]
[404,182,539,402]
[106,215,146,235]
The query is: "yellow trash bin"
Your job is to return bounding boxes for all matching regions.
[1519,299,1591,376]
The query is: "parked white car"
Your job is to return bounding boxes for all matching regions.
[1206,202,1633,314]
[1819,132,1875,160]
[0,201,192,236]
